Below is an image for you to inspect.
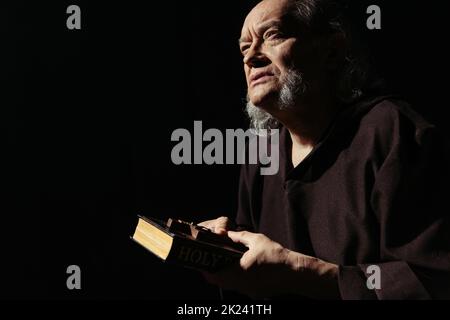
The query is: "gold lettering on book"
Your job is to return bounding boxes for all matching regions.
[178,246,192,262]
[178,246,227,268]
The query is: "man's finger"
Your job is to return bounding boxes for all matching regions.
[227,230,253,246]
[239,251,257,270]
[198,216,230,235]
[214,216,231,235]
[198,220,214,228]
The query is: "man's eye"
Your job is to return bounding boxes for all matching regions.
[264,30,282,40]
[240,46,250,56]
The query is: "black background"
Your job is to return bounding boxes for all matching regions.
[1,0,449,299]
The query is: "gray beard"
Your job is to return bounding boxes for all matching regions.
[246,69,307,133]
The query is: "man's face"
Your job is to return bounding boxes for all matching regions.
[240,0,319,110]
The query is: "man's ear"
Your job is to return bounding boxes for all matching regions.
[323,33,347,71]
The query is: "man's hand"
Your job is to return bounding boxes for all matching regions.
[197,216,232,236]
[203,231,340,299]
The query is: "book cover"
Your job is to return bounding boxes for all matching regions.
[131,216,246,272]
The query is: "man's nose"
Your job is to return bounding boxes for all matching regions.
[243,44,270,68]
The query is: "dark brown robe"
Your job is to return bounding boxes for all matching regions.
[236,96,450,299]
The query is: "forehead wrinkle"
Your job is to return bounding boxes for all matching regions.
[251,7,276,36]
[255,19,283,35]
[240,4,273,39]
[239,19,283,44]
[240,0,296,43]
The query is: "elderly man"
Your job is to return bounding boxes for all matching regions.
[200,0,450,299]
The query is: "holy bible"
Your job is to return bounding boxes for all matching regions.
[131,216,247,272]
